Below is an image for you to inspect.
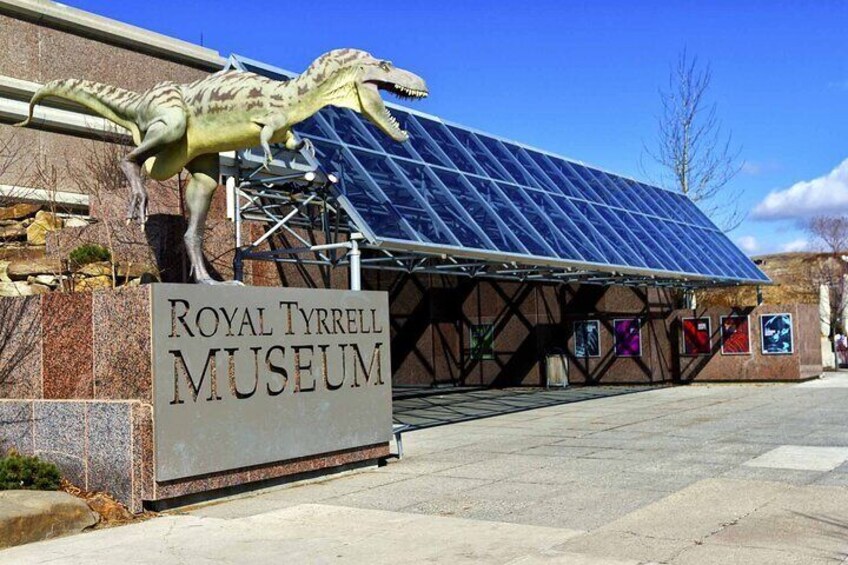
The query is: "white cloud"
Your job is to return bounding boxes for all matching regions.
[752,159,848,220]
[781,238,808,252]
[736,235,759,254]
[741,160,781,176]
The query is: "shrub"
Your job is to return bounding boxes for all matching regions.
[69,244,111,268]
[0,451,61,490]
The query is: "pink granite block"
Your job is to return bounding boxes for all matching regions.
[92,287,152,401]
[0,296,42,399]
[42,292,94,399]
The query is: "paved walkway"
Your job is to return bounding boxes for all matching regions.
[5,375,848,564]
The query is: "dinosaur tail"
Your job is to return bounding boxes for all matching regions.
[15,79,141,138]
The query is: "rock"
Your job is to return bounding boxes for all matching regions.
[0,203,41,221]
[7,257,64,279]
[116,262,158,279]
[0,224,26,240]
[26,211,63,245]
[126,277,141,287]
[85,493,133,523]
[0,261,9,283]
[75,275,112,291]
[0,281,36,297]
[77,261,112,277]
[63,217,90,228]
[29,283,51,295]
[28,274,60,287]
[0,490,98,549]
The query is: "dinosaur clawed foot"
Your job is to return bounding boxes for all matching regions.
[297,138,316,158]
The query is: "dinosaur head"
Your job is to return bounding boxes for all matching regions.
[303,49,428,142]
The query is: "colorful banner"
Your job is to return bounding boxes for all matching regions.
[761,313,793,354]
[574,320,601,358]
[720,315,750,355]
[614,318,641,357]
[682,317,711,355]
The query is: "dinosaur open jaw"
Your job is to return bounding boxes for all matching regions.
[359,80,428,142]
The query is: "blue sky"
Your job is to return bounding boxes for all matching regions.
[65,0,848,256]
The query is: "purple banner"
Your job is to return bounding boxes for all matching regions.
[614,318,641,357]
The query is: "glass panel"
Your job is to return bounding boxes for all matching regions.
[349,148,457,245]
[643,218,699,273]
[318,107,380,150]
[432,168,527,255]
[446,126,512,181]
[501,144,560,193]
[595,206,664,270]
[494,182,580,259]
[672,225,722,275]
[476,136,541,188]
[463,176,553,257]
[311,139,411,241]
[402,115,454,168]
[620,213,680,272]
[524,151,581,198]
[567,200,637,266]
[607,175,653,215]
[412,117,484,175]
[393,159,493,249]
[524,192,604,263]
[555,161,607,204]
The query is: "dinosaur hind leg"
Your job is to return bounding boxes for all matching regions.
[183,154,241,285]
[122,110,187,226]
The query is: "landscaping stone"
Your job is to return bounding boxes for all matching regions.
[77,261,112,277]
[0,490,98,549]
[0,281,36,297]
[0,203,41,221]
[0,224,26,240]
[26,211,63,246]
[75,275,112,291]
[6,257,64,279]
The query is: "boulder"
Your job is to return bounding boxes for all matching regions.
[0,281,36,297]
[75,275,112,291]
[29,283,51,295]
[0,203,41,221]
[6,257,64,279]
[77,261,112,277]
[116,262,159,279]
[0,261,9,283]
[63,217,90,228]
[0,490,98,549]
[26,211,63,245]
[28,274,60,287]
[0,224,26,240]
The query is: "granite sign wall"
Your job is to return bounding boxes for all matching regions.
[151,285,392,481]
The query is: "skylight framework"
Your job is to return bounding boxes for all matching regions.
[221,55,769,290]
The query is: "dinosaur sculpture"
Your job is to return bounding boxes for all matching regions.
[16,49,428,284]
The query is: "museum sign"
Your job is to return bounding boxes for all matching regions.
[151,285,392,481]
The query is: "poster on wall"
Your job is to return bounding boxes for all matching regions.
[682,317,711,355]
[574,320,601,358]
[760,313,794,355]
[613,318,641,357]
[720,315,751,355]
[470,324,495,360]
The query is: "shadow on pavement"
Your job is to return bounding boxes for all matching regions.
[392,385,659,430]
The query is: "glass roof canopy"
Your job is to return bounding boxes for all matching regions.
[229,55,769,287]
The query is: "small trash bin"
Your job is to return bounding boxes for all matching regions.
[546,351,568,388]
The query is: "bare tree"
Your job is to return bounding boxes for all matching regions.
[805,215,848,337]
[644,50,744,231]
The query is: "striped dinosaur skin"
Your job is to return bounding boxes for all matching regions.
[16,49,428,284]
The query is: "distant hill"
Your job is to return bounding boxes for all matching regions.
[697,251,823,307]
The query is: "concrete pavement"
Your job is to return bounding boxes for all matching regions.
[4,374,848,564]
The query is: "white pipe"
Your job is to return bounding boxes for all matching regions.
[349,237,361,291]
